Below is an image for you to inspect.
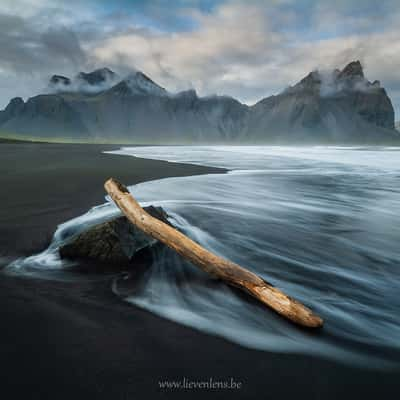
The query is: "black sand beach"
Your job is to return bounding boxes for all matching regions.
[0,143,398,399]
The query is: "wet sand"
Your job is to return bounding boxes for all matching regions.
[0,143,398,399]
[0,143,225,256]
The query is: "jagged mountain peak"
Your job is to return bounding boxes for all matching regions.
[122,71,167,96]
[248,59,396,140]
[287,70,321,93]
[77,68,117,85]
[1,62,397,144]
[283,60,379,97]
[47,67,119,94]
[338,60,364,79]
[7,97,24,108]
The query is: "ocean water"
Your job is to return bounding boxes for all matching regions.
[7,146,400,367]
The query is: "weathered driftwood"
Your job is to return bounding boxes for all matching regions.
[105,178,323,328]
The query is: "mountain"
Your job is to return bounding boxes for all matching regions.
[76,67,117,86]
[245,61,397,143]
[0,61,398,144]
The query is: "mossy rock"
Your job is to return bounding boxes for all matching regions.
[59,206,171,266]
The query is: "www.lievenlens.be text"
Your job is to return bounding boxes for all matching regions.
[158,377,242,390]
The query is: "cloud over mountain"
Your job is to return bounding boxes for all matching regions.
[0,0,399,117]
[0,61,397,144]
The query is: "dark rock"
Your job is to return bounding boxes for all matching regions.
[59,206,172,266]
[77,68,116,85]
[0,97,25,124]
[50,75,71,86]
[287,70,321,94]
[7,97,25,111]
[337,60,364,79]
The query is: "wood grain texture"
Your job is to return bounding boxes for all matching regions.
[105,178,323,328]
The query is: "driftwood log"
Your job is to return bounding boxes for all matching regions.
[105,178,323,328]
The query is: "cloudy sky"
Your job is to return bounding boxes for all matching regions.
[1,0,399,116]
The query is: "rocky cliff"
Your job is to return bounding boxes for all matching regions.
[0,61,397,143]
[245,61,397,143]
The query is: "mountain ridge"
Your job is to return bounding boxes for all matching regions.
[0,61,398,144]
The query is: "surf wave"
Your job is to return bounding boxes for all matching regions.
[7,146,400,367]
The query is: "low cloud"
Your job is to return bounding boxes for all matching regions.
[0,7,92,107]
[46,70,120,95]
[91,1,400,112]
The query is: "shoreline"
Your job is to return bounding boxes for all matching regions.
[3,135,400,146]
[0,143,398,399]
[0,143,226,258]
